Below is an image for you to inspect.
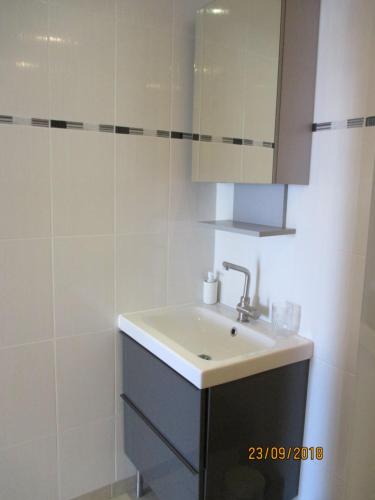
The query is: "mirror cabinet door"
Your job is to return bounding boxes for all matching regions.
[193,0,281,183]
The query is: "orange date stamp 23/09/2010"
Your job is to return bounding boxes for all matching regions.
[248,446,324,461]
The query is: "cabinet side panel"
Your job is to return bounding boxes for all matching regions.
[205,361,310,500]
[274,0,320,185]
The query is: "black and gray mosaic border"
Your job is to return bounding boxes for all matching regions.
[313,115,375,131]
[1,113,375,145]
[0,114,275,148]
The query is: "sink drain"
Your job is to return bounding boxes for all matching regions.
[198,353,212,360]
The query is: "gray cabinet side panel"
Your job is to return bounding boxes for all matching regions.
[205,360,310,500]
[274,0,321,185]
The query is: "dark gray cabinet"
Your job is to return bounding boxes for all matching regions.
[121,333,309,500]
[122,333,206,471]
[123,401,200,500]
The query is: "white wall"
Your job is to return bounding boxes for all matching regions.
[214,1,375,498]
[0,1,215,499]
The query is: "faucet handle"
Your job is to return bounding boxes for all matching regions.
[236,304,261,321]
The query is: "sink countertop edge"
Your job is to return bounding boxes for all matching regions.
[118,305,314,389]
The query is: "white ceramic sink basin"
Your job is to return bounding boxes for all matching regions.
[118,303,313,389]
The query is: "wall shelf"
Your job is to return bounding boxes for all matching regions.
[200,220,296,237]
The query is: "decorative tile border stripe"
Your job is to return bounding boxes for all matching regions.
[0,113,275,148]
[2,113,375,140]
[313,115,375,131]
[0,114,13,124]
[31,117,49,127]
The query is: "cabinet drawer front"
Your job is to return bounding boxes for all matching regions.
[124,400,200,500]
[122,334,204,471]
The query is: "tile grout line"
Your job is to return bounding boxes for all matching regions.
[54,415,116,441]
[0,432,59,454]
[0,414,117,457]
[165,0,176,306]
[45,1,62,498]
[113,0,119,487]
[0,328,118,352]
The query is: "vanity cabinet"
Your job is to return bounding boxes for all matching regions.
[121,333,310,500]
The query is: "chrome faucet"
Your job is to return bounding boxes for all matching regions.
[222,261,260,322]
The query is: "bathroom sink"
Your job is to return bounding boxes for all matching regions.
[118,303,313,388]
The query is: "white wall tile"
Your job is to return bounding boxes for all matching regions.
[297,468,345,500]
[311,129,363,256]
[116,135,169,235]
[362,164,375,331]
[0,238,53,348]
[0,0,49,117]
[116,0,173,130]
[59,418,115,500]
[49,0,115,124]
[365,11,375,114]
[171,32,195,133]
[314,0,374,122]
[56,331,115,431]
[51,130,114,236]
[167,227,214,305]
[0,126,51,239]
[346,346,375,500]
[117,0,173,30]
[54,236,115,337]
[115,413,136,482]
[0,436,58,500]
[117,233,167,313]
[353,129,375,257]
[169,140,216,230]
[311,252,366,372]
[297,358,355,498]
[173,0,205,39]
[215,183,234,220]
[0,342,56,448]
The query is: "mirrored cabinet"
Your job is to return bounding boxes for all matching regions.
[192,0,321,185]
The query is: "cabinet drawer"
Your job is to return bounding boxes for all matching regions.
[122,334,205,471]
[124,399,200,500]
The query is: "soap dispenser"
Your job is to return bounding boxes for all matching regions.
[203,271,218,305]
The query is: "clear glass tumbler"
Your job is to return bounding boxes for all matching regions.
[271,301,301,334]
[271,301,291,332]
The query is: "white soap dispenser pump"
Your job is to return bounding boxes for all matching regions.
[203,271,218,305]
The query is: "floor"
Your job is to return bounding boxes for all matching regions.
[115,490,158,500]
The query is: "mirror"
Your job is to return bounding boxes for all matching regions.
[192,0,282,183]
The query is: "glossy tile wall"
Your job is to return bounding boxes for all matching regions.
[345,33,375,497]
[214,0,375,499]
[0,1,215,499]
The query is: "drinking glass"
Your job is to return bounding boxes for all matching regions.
[271,301,301,334]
